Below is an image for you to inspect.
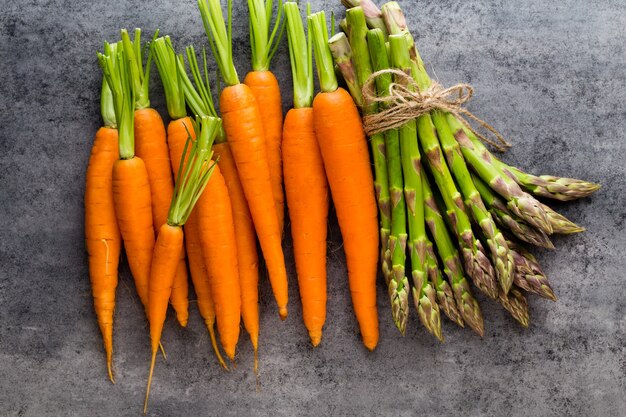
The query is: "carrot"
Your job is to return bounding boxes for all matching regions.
[283,3,328,346]
[180,45,257,366]
[309,12,379,350]
[152,36,227,367]
[244,0,286,233]
[122,29,189,327]
[196,164,241,361]
[85,64,122,382]
[144,116,221,413]
[199,0,289,319]
[98,39,155,320]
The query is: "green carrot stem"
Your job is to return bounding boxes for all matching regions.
[248,0,285,71]
[309,11,338,93]
[151,36,186,120]
[100,73,116,128]
[198,0,240,86]
[120,28,154,110]
[98,40,135,159]
[285,2,313,108]
[168,116,220,226]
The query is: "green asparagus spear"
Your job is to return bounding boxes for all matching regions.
[473,173,555,249]
[425,238,463,330]
[539,202,585,234]
[341,0,389,37]
[497,286,530,328]
[423,172,484,336]
[507,240,556,301]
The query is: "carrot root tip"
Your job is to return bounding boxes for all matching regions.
[309,332,322,347]
[278,306,288,320]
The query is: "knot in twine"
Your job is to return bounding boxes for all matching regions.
[361,69,511,152]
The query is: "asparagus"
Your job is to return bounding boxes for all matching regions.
[357,23,411,333]
[507,240,556,301]
[540,202,586,234]
[341,0,389,37]
[496,162,601,202]
[425,238,463,329]
[386,32,499,300]
[328,32,393,287]
[446,115,553,235]
[423,173,484,336]
[497,286,530,328]
[381,9,515,294]
[473,173,555,249]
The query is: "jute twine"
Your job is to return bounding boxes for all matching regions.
[361,69,511,152]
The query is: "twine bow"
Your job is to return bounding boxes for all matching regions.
[361,69,511,152]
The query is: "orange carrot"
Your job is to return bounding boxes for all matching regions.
[199,0,289,319]
[283,3,328,346]
[310,12,379,350]
[214,142,259,362]
[152,36,227,366]
[244,0,285,233]
[85,72,121,382]
[196,164,242,361]
[122,29,190,327]
[144,116,220,413]
[180,44,259,366]
[98,39,154,317]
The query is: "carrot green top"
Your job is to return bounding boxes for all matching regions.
[248,0,285,72]
[308,11,338,93]
[168,116,221,227]
[284,2,313,109]
[151,36,187,120]
[121,28,156,110]
[177,45,228,144]
[100,68,116,128]
[198,0,239,86]
[98,38,135,159]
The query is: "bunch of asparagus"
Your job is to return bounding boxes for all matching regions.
[331,0,600,340]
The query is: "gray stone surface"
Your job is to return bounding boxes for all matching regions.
[1,0,624,416]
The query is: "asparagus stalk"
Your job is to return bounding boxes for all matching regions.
[341,0,389,37]
[540,202,585,234]
[386,33,499,301]
[507,240,556,301]
[446,115,553,235]
[328,34,363,106]
[342,13,408,334]
[497,162,600,202]
[423,171,484,336]
[473,173,555,249]
[497,286,530,328]
[425,238,463,330]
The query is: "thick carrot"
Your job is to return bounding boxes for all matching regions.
[144,116,220,413]
[123,29,190,328]
[244,0,285,233]
[85,74,121,382]
[196,164,242,361]
[180,44,260,365]
[244,70,284,232]
[98,39,155,316]
[283,2,328,346]
[152,36,228,366]
[199,0,288,318]
[310,12,379,350]
[213,142,259,362]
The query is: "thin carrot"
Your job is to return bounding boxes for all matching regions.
[181,45,257,366]
[199,0,289,319]
[283,2,328,346]
[309,12,379,350]
[244,0,286,233]
[122,29,189,327]
[144,116,220,414]
[152,36,227,367]
[85,58,122,382]
[98,39,154,321]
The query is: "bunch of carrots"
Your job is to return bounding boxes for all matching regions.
[84,0,598,412]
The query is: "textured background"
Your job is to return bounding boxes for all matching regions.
[1,0,625,416]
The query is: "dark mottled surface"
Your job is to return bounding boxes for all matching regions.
[1,1,625,416]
